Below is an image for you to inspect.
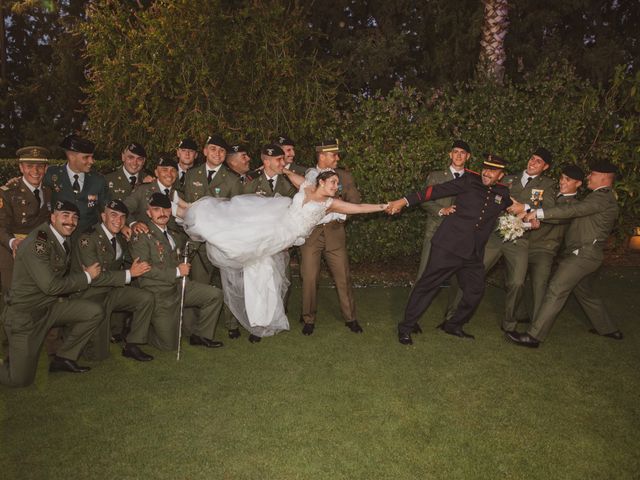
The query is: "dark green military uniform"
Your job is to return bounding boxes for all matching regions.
[243,171,297,197]
[286,162,308,176]
[44,165,109,236]
[71,224,154,360]
[104,167,147,201]
[129,222,224,350]
[480,173,557,331]
[0,223,103,387]
[526,188,620,341]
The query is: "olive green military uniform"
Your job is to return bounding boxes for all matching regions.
[526,188,620,341]
[44,165,109,236]
[243,172,297,197]
[517,193,577,320]
[71,225,154,360]
[104,167,147,201]
[286,162,308,176]
[300,167,361,325]
[129,222,224,351]
[0,223,103,387]
[182,164,242,331]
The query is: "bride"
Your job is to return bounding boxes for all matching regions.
[175,168,387,338]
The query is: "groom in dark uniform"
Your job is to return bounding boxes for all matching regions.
[386,154,513,345]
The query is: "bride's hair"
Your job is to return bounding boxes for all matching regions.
[316,169,337,185]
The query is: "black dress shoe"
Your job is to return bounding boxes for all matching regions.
[398,332,413,345]
[189,335,224,348]
[412,324,423,334]
[49,356,91,373]
[505,331,540,348]
[345,320,363,333]
[122,344,154,362]
[228,328,241,339]
[302,323,315,335]
[248,334,262,343]
[500,326,517,334]
[588,328,624,340]
[442,327,475,340]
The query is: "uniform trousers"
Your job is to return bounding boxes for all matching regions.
[399,245,485,335]
[515,251,555,321]
[300,221,356,324]
[0,299,103,387]
[528,250,618,341]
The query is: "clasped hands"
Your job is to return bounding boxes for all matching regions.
[383,199,457,216]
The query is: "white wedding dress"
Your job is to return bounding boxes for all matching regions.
[182,177,332,337]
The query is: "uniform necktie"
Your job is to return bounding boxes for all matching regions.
[180,171,185,184]
[268,178,275,191]
[129,176,137,188]
[207,170,215,184]
[240,175,246,184]
[62,240,70,255]
[525,176,532,186]
[110,237,117,252]
[454,172,461,179]
[164,188,170,197]
[72,174,80,194]
[33,188,41,205]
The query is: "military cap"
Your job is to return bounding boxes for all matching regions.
[53,200,80,215]
[315,139,341,153]
[148,192,172,208]
[451,140,471,154]
[261,144,285,157]
[156,155,178,170]
[590,160,617,174]
[274,135,295,147]
[561,164,585,182]
[482,153,507,170]
[228,144,249,154]
[125,142,146,158]
[177,138,198,151]
[16,146,50,164]
[205,134,229,150]
[60,134,95,154]
[105,199,129,215]
[532,147,552,166]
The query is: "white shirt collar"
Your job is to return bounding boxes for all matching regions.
[523,171,538,180]
[122,166,137,178]
[49,224,67,248]
[449,166,464,177]
[156,180,171,192]
[21,177,41,193]
[100,223,115,240]
[266,173,278,182]
[66,164,84,181]
[593,186,609,192]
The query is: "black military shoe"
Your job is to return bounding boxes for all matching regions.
[398,332,413,345]
[228,328,241,339]
[122,344,154,362]
[248,334,262,343]
[588,328,624,340]
[438,323,475,340]
[412,324,423,334]
[189,335,223,348]
[302,323,315,335]
[49,356,91,373]
[505,331,540,348]
[345,320,363,333]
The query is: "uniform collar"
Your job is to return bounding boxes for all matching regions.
[21,177,41,193]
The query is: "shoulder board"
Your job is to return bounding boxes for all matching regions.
[464,168,480,176]
[36,230,48,241]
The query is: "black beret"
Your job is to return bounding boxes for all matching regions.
[148,192,172,208]
[60,134,95,154]
[105,199,129,215]
[177,138,198,151]
[590,160,617,174]
[315,139,341,153]
[482,153,508,170]
[125,142,146,158]
[54,200,80,214]
[16,146,50,164]
[533,147,553,165]
[156,155,178,170]
[228,144,249,154]
[261,144,285,157]
[205,134,229,150]
[561,164,585,182]
[451,140,471,154]
[274,135,295,147]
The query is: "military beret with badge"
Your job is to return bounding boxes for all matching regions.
[156,155,178,170]
[561,164,585,182]
[177,138,199,151]
[60,134,95,154]
[205,134,230,151]
[105,199,129,216]
[452,140,471,154]
[148,192,172,208]
[532,147,553,166]
[228,144,250,154]
[125,142,146,158]
[54,200,80,215]
[261,144,285,157]
[274,135,295,147]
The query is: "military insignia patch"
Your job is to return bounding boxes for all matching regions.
[80,238,89,248]
[193,181,203,187]
[37,230,48,241]
[87,194,98,208]
[51,174,58,182]
[34,241,47,256]
[495,194,503,204]
[530,189,544,208]
[108,181,114,188]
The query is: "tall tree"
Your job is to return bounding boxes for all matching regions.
[477,0,509,84]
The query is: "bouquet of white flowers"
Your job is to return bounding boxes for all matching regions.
[497,213,525,242]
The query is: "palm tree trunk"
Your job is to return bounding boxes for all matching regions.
[478,0,509,84]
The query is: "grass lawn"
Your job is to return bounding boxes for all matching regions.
[1,267,639,479]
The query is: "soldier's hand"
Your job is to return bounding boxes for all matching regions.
[121,225,132,241]
[131,222,149,234]
[84,262,102,280]
[129,257,151,277]
[524,211,537,223]
[11,238,24,257]
[4,176,20,188]
[178,262,191,277]
[507,199,525,215]
[529,218,541,229]
[440,205,456,216]
[385,198,406,215]
[142,175,155,184]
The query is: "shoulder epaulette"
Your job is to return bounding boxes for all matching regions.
[36,230,48,241]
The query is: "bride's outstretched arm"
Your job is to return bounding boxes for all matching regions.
[328,198,388,215]
[281,168,306,188]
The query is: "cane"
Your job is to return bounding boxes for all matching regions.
[176,241,192,361]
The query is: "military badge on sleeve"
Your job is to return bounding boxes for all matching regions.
[80,238,89,248]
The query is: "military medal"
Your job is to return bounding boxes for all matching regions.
[495,194,503,204]
[530,189,544,208]
[88,194,98,208]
